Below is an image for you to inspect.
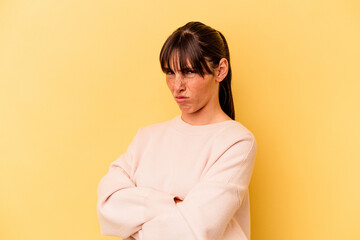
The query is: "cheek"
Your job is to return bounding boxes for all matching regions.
[166,79,173,91]
[188,79,209,97]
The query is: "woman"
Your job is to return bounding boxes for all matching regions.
[97,21,256,240]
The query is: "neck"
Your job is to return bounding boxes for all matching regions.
[181,104,231,125]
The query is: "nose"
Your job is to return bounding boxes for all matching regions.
[174,73,186,92]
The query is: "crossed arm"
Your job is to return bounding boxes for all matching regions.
[97,135,256,240]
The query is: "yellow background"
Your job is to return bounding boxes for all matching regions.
[1,0,359,239]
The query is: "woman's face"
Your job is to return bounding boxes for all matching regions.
[165,61,220,116]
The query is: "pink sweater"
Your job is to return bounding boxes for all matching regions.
[97,115,256,240]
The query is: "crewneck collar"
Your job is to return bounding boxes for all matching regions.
[171,114,236,135]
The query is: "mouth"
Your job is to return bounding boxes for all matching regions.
[175,96,188,103]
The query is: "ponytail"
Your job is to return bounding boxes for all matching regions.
[218,31,235,120]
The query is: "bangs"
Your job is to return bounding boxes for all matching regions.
[160,32,212,76]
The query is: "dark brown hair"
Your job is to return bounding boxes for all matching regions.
[159,21,235,120]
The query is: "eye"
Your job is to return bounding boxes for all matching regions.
[184,70,196,78]
[165,69,174,75]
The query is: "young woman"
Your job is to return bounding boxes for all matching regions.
[97,21,257,240]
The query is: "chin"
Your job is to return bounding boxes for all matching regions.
[179,108,194,114]
[179,107,201,115]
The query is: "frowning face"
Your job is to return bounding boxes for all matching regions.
[164,63,220,116]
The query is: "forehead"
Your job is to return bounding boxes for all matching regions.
[161,47,211,76]
[165,51,193,71]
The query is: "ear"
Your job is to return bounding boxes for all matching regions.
[215,58,229,82]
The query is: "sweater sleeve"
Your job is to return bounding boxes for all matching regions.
[139,134,257,240]
[96,129,178,239]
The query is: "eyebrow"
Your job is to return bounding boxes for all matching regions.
[180,67,195,72]
[163,67,174,73]
[163,66,196,73]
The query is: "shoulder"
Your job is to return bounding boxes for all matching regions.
[212,121,257,158]
[130,117,175,144]
[216,120,256,144]
[138,118,173,135]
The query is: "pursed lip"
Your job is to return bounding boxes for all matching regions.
[175,95,188,103]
